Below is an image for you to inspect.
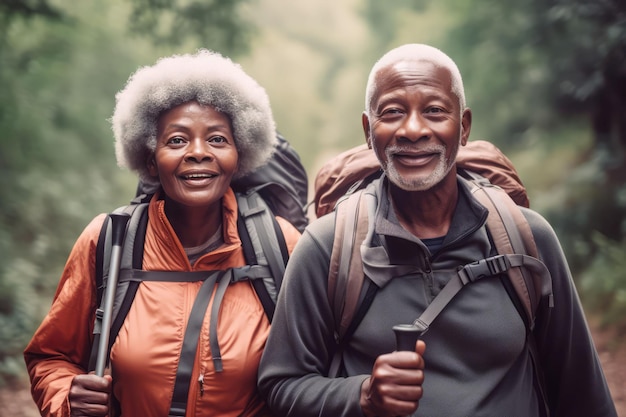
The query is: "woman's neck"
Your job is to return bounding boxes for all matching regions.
[163,197,223,248]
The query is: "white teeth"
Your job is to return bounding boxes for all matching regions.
[184,173,215,179]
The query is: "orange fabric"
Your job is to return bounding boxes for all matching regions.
[24,188,300,417]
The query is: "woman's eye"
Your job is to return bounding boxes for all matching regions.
[167,136,186,145]
[209,135,227,144]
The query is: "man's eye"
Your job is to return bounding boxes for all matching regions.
[379,108,403,117]
[426,107,445,114]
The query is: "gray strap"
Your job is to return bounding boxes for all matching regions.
[209,269,231,373]
[414,254,535,332]
[117,266,272,284]
[237,192,285,299]
[169,270,225,417]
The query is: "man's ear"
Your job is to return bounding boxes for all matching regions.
[460,108,472,146]
[362,112,372,149]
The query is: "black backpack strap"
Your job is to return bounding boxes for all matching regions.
[169,270,227,417]
[236,191,289,322]
[88,202,148,372]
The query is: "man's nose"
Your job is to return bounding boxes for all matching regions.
[397,111,430,142]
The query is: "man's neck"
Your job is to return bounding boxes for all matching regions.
[389,174,458,239]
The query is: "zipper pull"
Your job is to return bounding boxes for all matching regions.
[198,374,204,397]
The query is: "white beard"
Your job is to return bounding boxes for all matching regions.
[383,143,454,191]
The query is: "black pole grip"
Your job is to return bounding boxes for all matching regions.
[110,213,130,244]
[393,323,427,351]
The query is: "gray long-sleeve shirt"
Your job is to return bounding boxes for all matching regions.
[258,176,617,417]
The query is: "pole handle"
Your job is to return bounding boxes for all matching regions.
[392,323,426,351]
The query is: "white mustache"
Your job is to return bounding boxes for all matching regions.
[386,144,445,157]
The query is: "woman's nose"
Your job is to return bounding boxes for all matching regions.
[186,138,213,162]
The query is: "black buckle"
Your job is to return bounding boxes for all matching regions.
[459,255,509,284]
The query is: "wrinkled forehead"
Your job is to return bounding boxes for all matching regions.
[370,59,455,104]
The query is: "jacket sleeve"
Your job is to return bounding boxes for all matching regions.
[23,214,107,417]
[275,216,302,255]
[524,208,618,417]
[258,215,369,417]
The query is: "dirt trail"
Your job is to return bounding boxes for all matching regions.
[2,318,624,416]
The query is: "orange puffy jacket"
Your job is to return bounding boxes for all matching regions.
[24,188,301,417]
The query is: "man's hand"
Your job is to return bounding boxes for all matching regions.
[360,340,426,417]
[69,374,112,416]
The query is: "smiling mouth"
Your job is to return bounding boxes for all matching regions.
[392,153,437,167]
[181,173,217,180]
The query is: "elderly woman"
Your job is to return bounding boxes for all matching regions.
[24,50,301,417]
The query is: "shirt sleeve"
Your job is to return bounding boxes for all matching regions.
[523,208,618,417]
[23,214,107,417]
[258,214,369,417]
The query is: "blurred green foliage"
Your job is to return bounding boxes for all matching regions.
[0,0,624,387]
[0,0,253,386]
[581,233,626,333]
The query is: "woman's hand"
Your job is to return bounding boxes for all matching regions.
[360,340,426,417]
[69,374,112,416]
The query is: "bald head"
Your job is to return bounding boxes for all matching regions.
[364,44,466,114]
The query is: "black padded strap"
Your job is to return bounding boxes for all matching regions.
[237,192,286,290]
[169,270,225,417]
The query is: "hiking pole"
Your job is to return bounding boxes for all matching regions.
[95,213,130,377]
[393,323,427,351]
[392,323,428,417]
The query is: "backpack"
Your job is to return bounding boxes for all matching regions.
[314,140,530,218]
[315,141,554,400]
[88,133,307,416]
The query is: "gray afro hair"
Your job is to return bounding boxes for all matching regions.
[112,49,277,193]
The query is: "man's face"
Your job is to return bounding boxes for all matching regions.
[363,60,470,191]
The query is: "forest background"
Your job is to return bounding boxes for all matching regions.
[1,0,625,393]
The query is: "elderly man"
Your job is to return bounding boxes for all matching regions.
[257,44,617,417]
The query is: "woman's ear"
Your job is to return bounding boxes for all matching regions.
[147,154,158,177]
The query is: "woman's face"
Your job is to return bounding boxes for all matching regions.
[148,101,238,209]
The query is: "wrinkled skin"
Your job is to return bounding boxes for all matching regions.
[69,374,112,416]
[359,341,427,417]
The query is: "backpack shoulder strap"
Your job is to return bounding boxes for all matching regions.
[88,202,149,372]
[326,177,554,377]
[327,189,376,377]
[328,190,370,340]
[464,175,554,329]
[463,175,553,417]
[236,190,289,322]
